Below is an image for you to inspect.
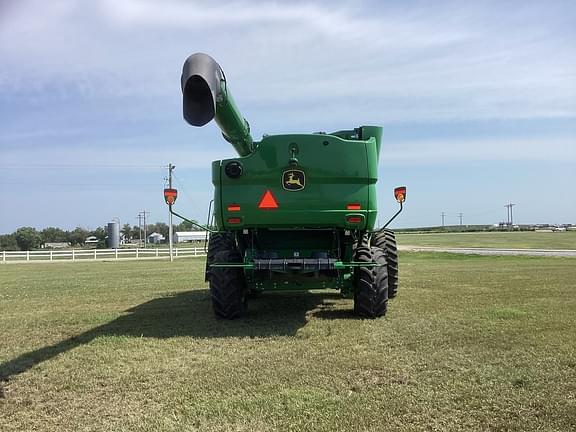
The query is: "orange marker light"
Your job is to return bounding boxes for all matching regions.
[258,190,279,209]
[347,203,361,210]
[227,204,241,212]
[163,188,178,205]
[394,186,407,203]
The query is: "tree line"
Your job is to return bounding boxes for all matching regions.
[0,220,198,251]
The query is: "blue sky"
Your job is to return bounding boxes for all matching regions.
[0,0,575,233]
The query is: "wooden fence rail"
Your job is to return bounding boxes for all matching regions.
[1,247,206,263]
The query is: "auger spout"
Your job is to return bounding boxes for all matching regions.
[181,53,254,157]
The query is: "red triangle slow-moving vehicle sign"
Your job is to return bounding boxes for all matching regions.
[258,190,279,209]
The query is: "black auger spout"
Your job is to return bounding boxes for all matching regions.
[181,53,254,157]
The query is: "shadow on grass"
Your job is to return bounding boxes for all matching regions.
[0,289,343,383]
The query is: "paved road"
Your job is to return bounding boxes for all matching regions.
[399,245,576,257]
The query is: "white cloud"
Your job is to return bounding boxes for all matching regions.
[1,0,574,122]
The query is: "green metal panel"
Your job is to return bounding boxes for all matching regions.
[214,127,382,231]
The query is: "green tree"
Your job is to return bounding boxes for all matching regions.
[91,227,107,249]
[154,222,169,238]
[146,222,169,238]
[15,227,42,251]
[41,227,68,243]
[0,234,19,251]
[131,225,141,242]
[176,220,198,231]
[69,227,89,247]
[121,223,132,241]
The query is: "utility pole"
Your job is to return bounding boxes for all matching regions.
[138,211,150,248]
[167,163,175,262]
[441,212,445,228]
[136,213,143,247]
[458,212,463,227]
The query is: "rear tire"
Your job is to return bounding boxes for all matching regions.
[209,250,246,319]
[205,232,236,282]
[353,246,388,318]
[372,229,399,298]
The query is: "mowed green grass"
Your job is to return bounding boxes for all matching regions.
[397,231,576,250]
[1,255,575,431]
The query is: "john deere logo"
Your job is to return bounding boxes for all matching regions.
[283,169,305,191]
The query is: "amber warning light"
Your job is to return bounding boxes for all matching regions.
[163,188,178,205]
[394,186,406,203]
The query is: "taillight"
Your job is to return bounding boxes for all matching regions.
[346,216,362,224]
[227,217,242,224]
[346,203,361,210]
[227,204,241,212]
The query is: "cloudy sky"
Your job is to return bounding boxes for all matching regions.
[0,0,574,233]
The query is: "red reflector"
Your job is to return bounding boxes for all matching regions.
[227,218,242,224]
[347,203,361,210]
[227,204,241,212]
[258,190,279,209]
[347,216,362,224]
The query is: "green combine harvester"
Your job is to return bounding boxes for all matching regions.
[168,53,406,319]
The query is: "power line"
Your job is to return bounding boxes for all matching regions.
[0,164,164,169]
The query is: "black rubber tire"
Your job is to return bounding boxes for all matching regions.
[205,232,236,282]
[372,229,399,298]
[353,246,389,318]
[209,250,246,319]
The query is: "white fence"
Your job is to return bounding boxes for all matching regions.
[1,247,206,263]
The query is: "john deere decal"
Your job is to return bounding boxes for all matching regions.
[282,169,305,191]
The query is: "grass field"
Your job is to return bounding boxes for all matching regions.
[1,255,575,431]
[397,231,576,250]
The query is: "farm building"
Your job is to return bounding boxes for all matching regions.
[148,232,165,244]
[174,231,207,243]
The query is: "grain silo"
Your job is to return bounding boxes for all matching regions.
[107,221,120,249]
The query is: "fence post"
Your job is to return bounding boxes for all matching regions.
[94,249,97,260]
[2,250,5,262]
[175,248,179,258]
[136,248,139,258]
[194,248,197,256]
[72,249,75,261]
[50,250,53,261]
[27,250,30,261]
[156,248,159,258]
[115,249,118,259]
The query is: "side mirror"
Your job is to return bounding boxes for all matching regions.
[163,188,178,205]
[394,186,406,203]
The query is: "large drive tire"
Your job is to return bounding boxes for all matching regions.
[372,229,399,298]
[205,232,236,282]
[353,246,389,318]
[210,250,246,319]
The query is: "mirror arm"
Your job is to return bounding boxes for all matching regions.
[378,201,404,232]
